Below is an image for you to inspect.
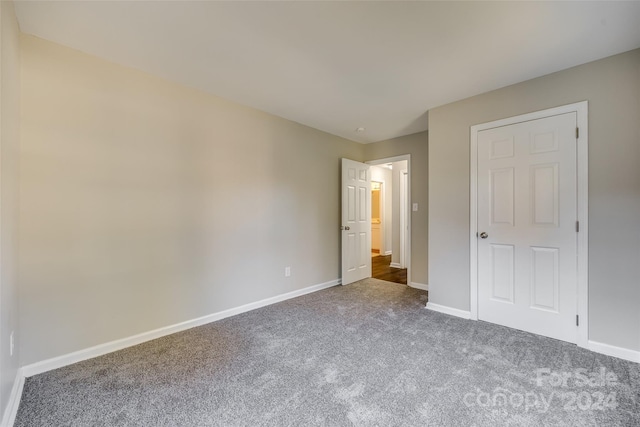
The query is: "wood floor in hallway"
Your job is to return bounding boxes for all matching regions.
[371,254,407,285]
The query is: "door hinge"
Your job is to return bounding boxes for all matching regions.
[576,315,579,326]
[576,221,580,232]
[576,127,579,139]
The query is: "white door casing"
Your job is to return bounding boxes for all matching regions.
[366,155,412,285]
[342,158,371,285]
[470,102,588,347]
[400,169,408,269]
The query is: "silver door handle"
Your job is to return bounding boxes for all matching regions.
[479,232,488,239]
[341,226,351,231]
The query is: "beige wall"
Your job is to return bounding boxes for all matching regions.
[0,0,21,418]
[364,132,428,286]
[19,35,364,365]
[429,49,640,352]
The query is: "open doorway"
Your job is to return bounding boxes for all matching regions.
[371,180,383,257]
[367,156,410,286]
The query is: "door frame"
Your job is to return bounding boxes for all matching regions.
[367,155,412,286]
[399,169,409,268]
[469,101,589,348]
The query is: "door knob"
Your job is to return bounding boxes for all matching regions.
[479,232,488,239]
[341,226,351,231]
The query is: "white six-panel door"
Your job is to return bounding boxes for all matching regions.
[341,158,371,285]
[477,112,578,343]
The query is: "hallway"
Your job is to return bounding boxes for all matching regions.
[371,255,407,285]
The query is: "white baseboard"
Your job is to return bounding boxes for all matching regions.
[390,262,402,269]
[588,340,640,364]
[21,278,341,378]
[408,282,429,291]
[1,369,25,427]
[384,251,392,256]
[425,302,471,320]
[422,307,639,363]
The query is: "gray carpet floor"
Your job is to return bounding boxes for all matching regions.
[15,279,640,426]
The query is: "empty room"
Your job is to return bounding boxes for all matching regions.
[0,1,639,426]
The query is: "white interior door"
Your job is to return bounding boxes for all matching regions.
[477,112,578,343]
[342,158,371,285]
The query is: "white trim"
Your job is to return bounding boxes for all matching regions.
[384,251,392,256]
[399,169,409,268]
[21,279,340,378]
[425,302,471,320]
[409,282,429,291]
[366,154,410,165]
[575,103,589,348]
[390,262,403,269]
[1,369,25,427]
[469,101,589,347]
[470,121,479,320]
[588,341,640,364]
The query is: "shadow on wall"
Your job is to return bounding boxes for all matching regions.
[399,111,429,136]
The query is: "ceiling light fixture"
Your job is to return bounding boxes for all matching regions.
[355,127,365,133]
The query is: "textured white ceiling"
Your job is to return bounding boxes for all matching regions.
[14,1,640,143]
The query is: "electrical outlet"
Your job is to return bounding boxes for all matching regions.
[10,331,14,356]
[412,203,418,212]
[285,267,291,277]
